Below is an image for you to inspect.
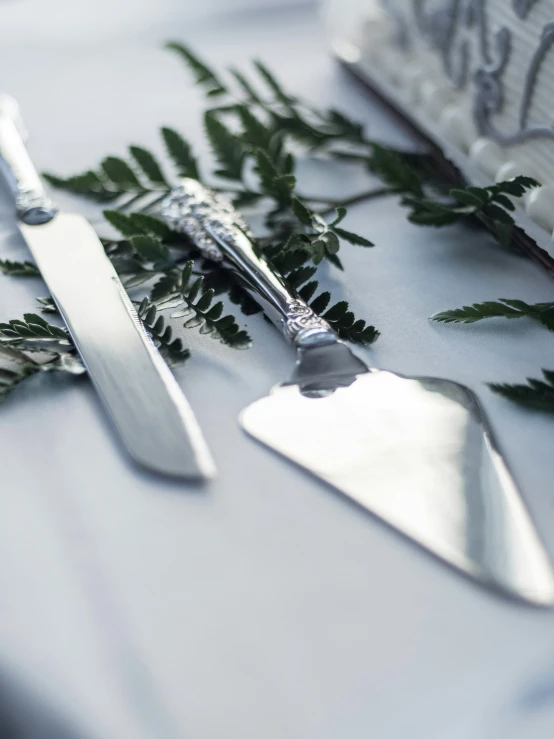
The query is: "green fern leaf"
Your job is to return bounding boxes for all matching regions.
[229,68,263,103]
[129,146,168,186]
[161,127,200,179]
[129,235,172,267]
[101,157,142,189]
[332,226,374,247]
[0,259,40,277]
[43,171,117,201]
[166,42,227,96]
[255,149,295,205]
[432,299,554,326]
[0,314,71,353]
[128,213,173,240]
[104,210,138,237]
[253,60,295,106]
[137,298,190,363]
[204,112,245,180]
[490,370,554,413]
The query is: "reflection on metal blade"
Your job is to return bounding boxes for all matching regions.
[20,214,215,479]
[241,370,554,606]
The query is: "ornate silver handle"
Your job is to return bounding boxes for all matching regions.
[0,95,56,225]
[161,179,339,348]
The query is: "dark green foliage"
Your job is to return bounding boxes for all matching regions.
[105,212,250,347]
[44,134,198,211]
[321,300,379,345]
[137,298,190,363]
[129,235,174,269]
[129,145,168,186]
[332,227,373,247]
[165,42,227,96]
[0,314,70,350]
[204,112,245,180]
[43,170,119,201]
[366,147,539,247]
[161,127,200,179]
[0,259,40,277]
[434,298,554,411]
[229,68,263,103]
[36,297,58,314]
[154,261,252,348]
[490,370,554,413]
[280,260,379,346]
[32,43,554,416]
[253,59,296,106]
[254,149,295,208]
[101,156,142,189]
[237,105,274,152]
[0,313,82,402]
[277,202,373,267]
[404,176,539,245]
[432,299,554,330]
[104,210,174,241]
[368,144,424,197]
[202,269,262,316]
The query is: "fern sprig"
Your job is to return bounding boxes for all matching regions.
[281,255,379,346]
[154,261,252,349]
[490,370,554,413]
[0,317,85,402]
[137,299,190,363]
[165,41,227,97]
[432,299,554,330]
[204,111,246,181]
[161,127,200,180]
[404,176,540,245]
[0,259,40,277]
[0,314,72,353]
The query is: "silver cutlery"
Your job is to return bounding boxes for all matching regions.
[161,178,554,605]
[0,97,215,479]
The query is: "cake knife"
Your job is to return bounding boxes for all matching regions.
[0,97,215,479]
[161,179,554,605]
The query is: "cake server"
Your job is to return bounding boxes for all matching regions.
[161,179,554,605]
[0,97,215,479]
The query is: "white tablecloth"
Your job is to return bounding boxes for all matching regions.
[1,1,554,737]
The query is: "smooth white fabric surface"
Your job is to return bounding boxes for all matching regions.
[1,1,554,737]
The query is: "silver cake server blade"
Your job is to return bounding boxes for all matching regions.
[0,96,215,479]
[160,179,554,605]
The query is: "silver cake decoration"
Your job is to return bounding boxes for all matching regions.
[386,0,554,144]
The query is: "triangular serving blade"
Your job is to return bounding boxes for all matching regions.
[161,179,554,606]
[241,369,554,606]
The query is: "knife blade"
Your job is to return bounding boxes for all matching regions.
[160,178,554,606]
[0,96,215,479]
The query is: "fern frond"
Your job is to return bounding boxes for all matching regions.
[129,146,168,186]
[137,298,190,363]
[166,42,227,96]
[161,127,200,180]
[490,370,554,413]
[154,262,251,348]
[0,259,40,277]
[432,299,554,329]
[0,314,72,353]
[204,112,245,180]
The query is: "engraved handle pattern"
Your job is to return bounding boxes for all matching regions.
[161,179,337,346]
[0,95,56,225]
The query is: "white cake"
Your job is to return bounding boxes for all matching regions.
[326,0,554,260]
